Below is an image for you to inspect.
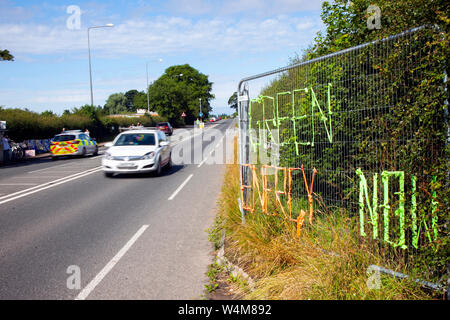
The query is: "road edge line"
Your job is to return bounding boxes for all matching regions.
[75,224,149,300]
[168,173,194,200]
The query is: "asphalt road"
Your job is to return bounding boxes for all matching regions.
[0,119,236,299]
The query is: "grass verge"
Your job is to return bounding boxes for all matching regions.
[209,136,435,300]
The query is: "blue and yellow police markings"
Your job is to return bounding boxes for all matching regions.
[50,138,95,155]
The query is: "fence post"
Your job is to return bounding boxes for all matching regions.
[238,83,250,210]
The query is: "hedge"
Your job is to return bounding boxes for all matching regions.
[0,108,167,142]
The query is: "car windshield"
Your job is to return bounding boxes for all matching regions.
[53,135,76,142]
[114,133,155,146]
[157,123,168,126]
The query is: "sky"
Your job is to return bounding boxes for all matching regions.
[0,0,326,116]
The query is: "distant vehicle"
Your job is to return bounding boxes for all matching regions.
[102,129,172,177]
[156,122,173,136]
[209,117,216,122]
[50,130,98,160]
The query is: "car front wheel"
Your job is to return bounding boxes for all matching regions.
[153,158,162,177]
[164,154,172,171]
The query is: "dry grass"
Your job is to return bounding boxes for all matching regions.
[213,136,433,300]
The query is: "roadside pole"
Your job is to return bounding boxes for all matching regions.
[237,84,250,212]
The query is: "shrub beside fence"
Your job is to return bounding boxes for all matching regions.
[237,26,448,285]
[0,108,167,143]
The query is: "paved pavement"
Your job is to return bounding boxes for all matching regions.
[0,119,235,299]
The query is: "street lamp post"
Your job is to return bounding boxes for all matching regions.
[87,24,114,107]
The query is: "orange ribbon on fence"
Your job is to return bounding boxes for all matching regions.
[240,164,269,213]
[301,164,317,225]
[274,166,287,219]
[261,165,271,214]
[240,163,316,238]
[287,167,300,221]
[296,210,307,238]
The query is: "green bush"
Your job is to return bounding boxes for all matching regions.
[0,107,167,142]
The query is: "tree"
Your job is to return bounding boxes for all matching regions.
[124,90,139,112]
[0,49,14,61]
[133,91,148,110]
[148,64,214,125]
[72,104,103,120]
[41,110,56,117]
[104,93,127,114]
[308,0,448,59]
[228,92,238,111]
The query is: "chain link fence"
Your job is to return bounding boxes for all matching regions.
[237,25,448,283]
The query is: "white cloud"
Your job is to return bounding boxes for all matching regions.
[0,88,87,105]
[0,3,326,112]
[210,75,237,105]
[0,14,322,57]
[0,0,35,23]
[218,0,324,16]
[164,0,214,15]
[150,0,325,18]
[0,72,160,111]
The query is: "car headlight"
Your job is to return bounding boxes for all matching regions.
[104,152,113,160]
[140,151,155,160]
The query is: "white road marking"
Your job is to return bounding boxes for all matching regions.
[75,225,149,300]
[23,175,76,179]
[0,167,102,204]
[168,174,194,200]
[28,163,71,173]
[215,135,225,149]
[197,157,208,168]
[0,183,38,186]
[165,122,227,155]
[170,124,218,146]
[1,166,101,200]
[171,131,202,146]
[32,170,88,174]
[198,135,226,167]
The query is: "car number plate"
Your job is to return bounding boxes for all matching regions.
[120,162,135,167]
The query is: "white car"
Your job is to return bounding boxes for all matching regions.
[102,129,172,177]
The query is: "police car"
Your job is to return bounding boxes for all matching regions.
[50,130,98,160]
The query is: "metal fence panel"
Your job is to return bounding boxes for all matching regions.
[237,25,448,282]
